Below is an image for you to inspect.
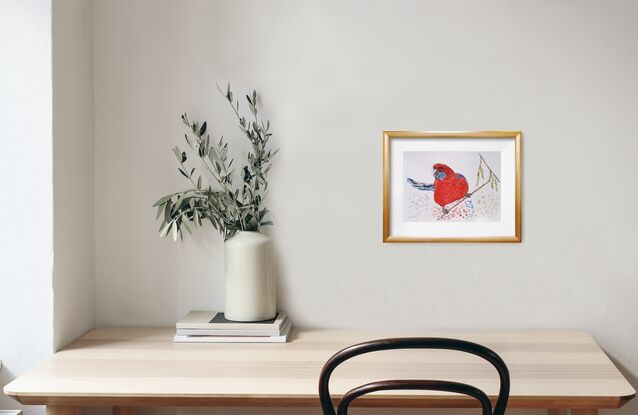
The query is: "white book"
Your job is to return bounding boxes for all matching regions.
[177,311,288,331]
[176,326,284,337]
[174,320,292,343]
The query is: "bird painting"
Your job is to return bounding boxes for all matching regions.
[404,152,501,223]
[407,163,469,210]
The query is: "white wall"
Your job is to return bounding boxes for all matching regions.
[92,0,638,414]
[52,0,96,351]
[0,1,95,414]
[0,1,54,414]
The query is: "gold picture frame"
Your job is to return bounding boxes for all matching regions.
[383,131,522,243]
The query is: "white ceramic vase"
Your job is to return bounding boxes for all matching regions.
[224,231,276,322]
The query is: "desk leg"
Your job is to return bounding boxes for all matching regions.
[45,407,78,415]
[571,411,598,415]
[113,407,134,415]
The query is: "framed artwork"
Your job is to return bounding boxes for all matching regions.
[383,131,521,242]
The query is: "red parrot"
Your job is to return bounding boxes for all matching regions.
[407,163,469,208]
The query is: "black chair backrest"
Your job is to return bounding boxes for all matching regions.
[318,337,510,415]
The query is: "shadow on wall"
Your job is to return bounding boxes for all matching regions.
[272,240,289,322]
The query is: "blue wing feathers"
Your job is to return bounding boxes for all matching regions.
[407,177,434,191]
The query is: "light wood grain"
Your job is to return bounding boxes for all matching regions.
[45,407,78,415]
[4,329,635,409]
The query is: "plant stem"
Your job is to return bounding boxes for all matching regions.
[479,153,500,182]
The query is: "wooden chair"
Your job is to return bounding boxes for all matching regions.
[318,337,510,415]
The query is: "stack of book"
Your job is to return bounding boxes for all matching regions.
[174,311,292,343]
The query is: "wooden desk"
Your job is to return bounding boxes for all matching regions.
[4,328,635,415]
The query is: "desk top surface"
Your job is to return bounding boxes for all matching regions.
[4,328,635,409]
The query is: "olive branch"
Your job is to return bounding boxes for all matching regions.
[438,153,500,219]
[153,84,278,241]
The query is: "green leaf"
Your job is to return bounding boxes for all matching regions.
[164,200,172,222]
[153,194,172,207]
[181,214,192,233]
[226,83,232,102]
[172,223,178,241]
[177,196,190,210]
[159,222,172,238]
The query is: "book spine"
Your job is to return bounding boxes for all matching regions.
[173,335,288,343]
[176,328,282,337]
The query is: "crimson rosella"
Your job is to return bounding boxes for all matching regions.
[407,163,469,208]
